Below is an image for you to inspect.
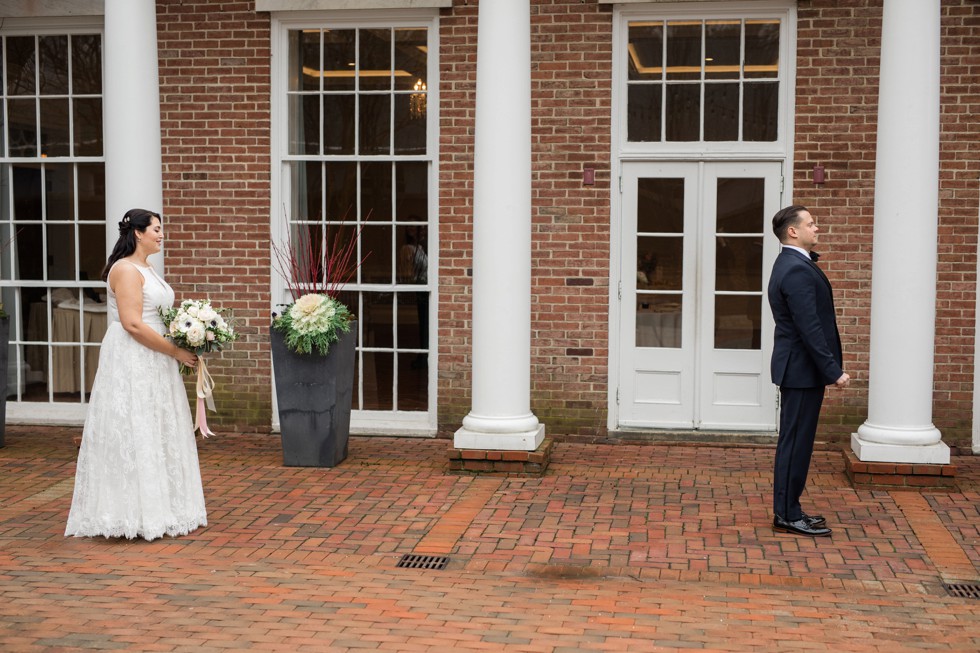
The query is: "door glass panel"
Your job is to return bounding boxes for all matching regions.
[637,178,683,233]
[716,178,764,232]
[714,295,761,350]
[636,294,682,348]
[637,236,682,290]
[715,237,763,291]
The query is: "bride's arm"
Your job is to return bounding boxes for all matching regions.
[110,264,197,368]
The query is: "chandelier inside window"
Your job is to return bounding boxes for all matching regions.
[410,79,427,119]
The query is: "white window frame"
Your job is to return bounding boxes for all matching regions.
[607,1,797,431]
[269,9,440,437]
[1,15,107,426]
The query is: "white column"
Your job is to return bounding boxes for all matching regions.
[853,0,948,464]
[103,0,164,275]
[454,0,544,451]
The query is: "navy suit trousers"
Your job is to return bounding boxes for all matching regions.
[773,386,825,521]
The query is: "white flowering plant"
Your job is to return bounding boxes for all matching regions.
[160,298,239,372]
[271,214,366,356]
[272,293,352,356]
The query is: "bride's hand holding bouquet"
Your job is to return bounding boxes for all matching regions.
[160,299,239,437]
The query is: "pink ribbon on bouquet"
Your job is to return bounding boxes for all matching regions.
[194,358,217,438]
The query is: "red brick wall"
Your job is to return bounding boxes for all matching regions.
[157,1,273,433]
[795,0,980,446]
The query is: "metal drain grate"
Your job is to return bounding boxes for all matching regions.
[396,554,449,570]
[943,583,980,599]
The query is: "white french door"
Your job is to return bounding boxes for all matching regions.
[618,160,781,431]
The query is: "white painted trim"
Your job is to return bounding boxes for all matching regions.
[0,1,103,18]
[268,9,440,436]
[607,0,797,433]
[257,0,450,12]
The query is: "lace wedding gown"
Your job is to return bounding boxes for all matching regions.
[65,261,207,540]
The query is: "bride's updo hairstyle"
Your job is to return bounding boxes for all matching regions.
[100,208,161,281]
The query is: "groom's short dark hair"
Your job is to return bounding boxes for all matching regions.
[772,205,808,242]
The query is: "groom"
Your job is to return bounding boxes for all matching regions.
[767,205,849,537]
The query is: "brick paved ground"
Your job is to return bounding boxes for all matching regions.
[1,425,979,652]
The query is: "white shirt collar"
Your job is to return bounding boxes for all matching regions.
[781,244,811,259]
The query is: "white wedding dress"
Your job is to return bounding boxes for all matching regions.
[66,261,207,541]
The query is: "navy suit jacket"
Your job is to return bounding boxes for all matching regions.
[767,248,843,388]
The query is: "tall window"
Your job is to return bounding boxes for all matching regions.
[627,18,780,142]
[280,23,433,418]
[0,31,105,404]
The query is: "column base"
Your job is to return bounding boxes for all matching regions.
[448,437,552,477]
[843,449,957,491]
[454,423,545,451]
[851,432,950,464]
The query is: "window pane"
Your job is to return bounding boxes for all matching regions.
[362,351,393,410]
[397,351,427,410]
[45,164,74,221]
[288,161,322,220]
[666,22,701,81]
[39,97,70,157]
[71,35,102,94]
[6,36,36,95]
[323,29,355,92]
[288,94,319,155]
[7,98,37,157]
[665,84,699,141]
[716,237,763,291]
[288,30,320,92]
[394,93,426,154]
[745,20,779,79]
[13,164,42,220]
[323,94,354,154]
[77,163,105,220]
[359,94,390,155]
[704,83,738,141]
[637,178,684,234]
[38,35,69,95]
[714,295,761,350]
[325,162,356,219]
[636,295,682,348]
[78,224,105,282]
[396,225,427,285]
[627,84,661,142]
[628,22,663,81]
[395,162,427,222]
[73,98,103,156]
[743,82,778,141]
[47,223,75,280]
[637,236,682,290]
[13,223,43,280]
[394,28,426,91]
[359,29,391,91]
[360,225,393,284]
[705,21,740,80]
[716,178,764,233]
[363,291,394,348]
[361,161,392,221]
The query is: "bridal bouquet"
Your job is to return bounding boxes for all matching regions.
[160,298,239,438]
[160,298,238,360]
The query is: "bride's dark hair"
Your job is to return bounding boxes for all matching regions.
[101,208,161,281]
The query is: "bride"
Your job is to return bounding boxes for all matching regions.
[65,208,207,540]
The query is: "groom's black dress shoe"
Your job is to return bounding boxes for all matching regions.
[773,516,832,537]
[802,513,826,527]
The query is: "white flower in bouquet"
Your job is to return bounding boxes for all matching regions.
[198,306,218,323]
[186,322,206,347]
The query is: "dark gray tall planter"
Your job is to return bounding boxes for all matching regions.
[0,316,7,448]
[271,322,356,467]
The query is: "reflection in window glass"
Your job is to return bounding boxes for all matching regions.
[636,295,682,348]
[283,25,432,416]
[714,295,761,350]
[626,18,781,144]
[1,32,106,405]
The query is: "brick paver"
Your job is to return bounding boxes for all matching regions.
[1,426,978,651]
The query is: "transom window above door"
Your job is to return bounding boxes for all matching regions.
[626,18,781,143]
